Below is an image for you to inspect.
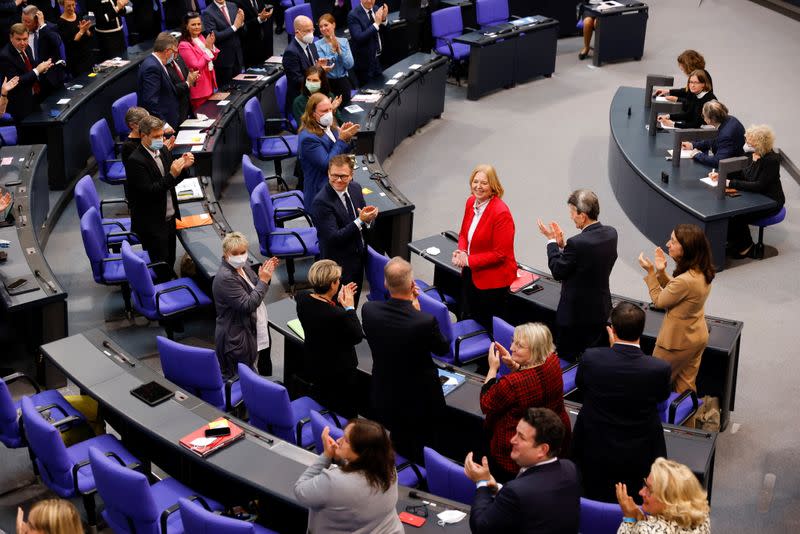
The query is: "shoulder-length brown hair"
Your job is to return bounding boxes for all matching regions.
[340,419,397,492]
[673,224,715,284]
[687,69,713,93]
[468,164,504,199]
[299,92,336,136]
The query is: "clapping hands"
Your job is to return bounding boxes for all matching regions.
[638,247,667,274]
[338,121,360,142]
[321,426,339,459]
[451,249,468,268]
[258,256,279,282]
[337,281,358,308]
[537,219,565,247]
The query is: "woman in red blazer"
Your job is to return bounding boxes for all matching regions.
[452,164,517,331]
[178,13,219,110]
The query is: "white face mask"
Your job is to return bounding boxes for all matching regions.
[743,143,756,153]
[437,510,467,526]
[227,253,248,269]
[318,111,333,127]
[301,32,314,45]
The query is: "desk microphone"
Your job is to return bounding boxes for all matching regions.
[627,106,631,116]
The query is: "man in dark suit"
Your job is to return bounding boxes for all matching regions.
[202,0,245,88]
[166,51,199,126]
[362,257,449,464]
[0,23,53,121]
[537,189,617,361]
[347,0,387,85]
[234,0,273,67]
[464,407,580,533]
[573,302,671,503]
[21,6,63,98]
[683,99,745,168]
[137,32,182,129]
[131,0,162,42]
[125,115,195,282]
[311,154,378,307]
[281,14,326,111]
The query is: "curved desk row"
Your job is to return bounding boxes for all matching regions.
[609,87,777,270]
[407,232,742,432]
[41,329,470,533]
[265,296,718,499]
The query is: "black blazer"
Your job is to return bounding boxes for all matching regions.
[31,23,65,96]
[311,182,371,283]
[729,150,785,206]
[469,459,580,534]
[201,1,244,69]
[0,43,41,120]
[546,222,617,328]
[131,0,162,41]
[671,90,715,129]
[124,143,184,238]
[137,54,181,129]
[347,4,382,83]
[361,298,449,419]
[281,36,318,111]
[233,0,273,65]
[32,0,63,23]
[166,54,194,126]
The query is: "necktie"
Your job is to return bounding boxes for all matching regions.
[220,3,232,25]
[343,192,356,220]
[305,45,314,66]
[173,62,185,81]
[367,10,382,54]
[151,150,165,175]
[21,52,40,95]
[32,32,38,61]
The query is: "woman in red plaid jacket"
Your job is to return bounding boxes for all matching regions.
[480,322,572,482]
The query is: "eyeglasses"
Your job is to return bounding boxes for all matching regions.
[688,80,703,85]
[330,174,352,181]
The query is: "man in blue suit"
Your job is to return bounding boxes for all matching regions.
[682,100,745,168]
[464,407,580,533]
[137,32,181,130]
[347,0,387,86]
[281,14,327,112]
[202,0,245,88]
[21,6,64,99]
[311,154,378,306]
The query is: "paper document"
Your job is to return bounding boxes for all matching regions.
[654,96,669,103]
[175,177,204,200]
[174,130,206,145]
[344,104,364,113]
[266,55,282,63]
[408,63,422,70]
[351,93,381,103]
[57,98,70,105]
[667,149,694,159]
[385,79,398,86]
[596,1,623,10]
[699,177,718,187]
[234,73,264,81]
[658,122,677,130]
[181,118,215,128]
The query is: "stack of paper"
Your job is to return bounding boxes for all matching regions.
[666,149,694,159]
[351,93,382,103]
[181,118,215,128]
[175,130,206,146]
[175,177,204,200]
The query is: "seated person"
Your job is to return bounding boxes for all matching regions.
[654,49,713,102]
[681,100,744,167]
[657,69,715,129]
[292,65,343,126]
[709,124,785,259]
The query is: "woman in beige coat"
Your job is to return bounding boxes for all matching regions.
[638,224,715,393]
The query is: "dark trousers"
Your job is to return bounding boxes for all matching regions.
[215,59,242,89]
[727,205,782,252]
[316,367,359,420]
[461,267,508,335]
[97,30,127,62]
[139,217,177,283]
[341,254,365,307]
[257,346,272,376]
[328,75,354,106]
[384,411,438,466]
[556,322,607,362]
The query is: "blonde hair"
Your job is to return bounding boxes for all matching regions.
[648,458,710,529]
[222,231,248,255]
[468,164,504,199]
[745,124,775,155]
[27,499,83,534]
[299,92,333,136]
[308,259,342,294]
[513,323,555,367]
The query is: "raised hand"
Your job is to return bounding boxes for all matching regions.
[487,342,501,371]
[551,221,565,248]
[616,483,644,520]
[638,252,653,273]
[654,247,667,272]
[321,426,338,459]
[1,76,19,96]
[331,94,342,111]
[206,32,216,49]
[338,282,357,308]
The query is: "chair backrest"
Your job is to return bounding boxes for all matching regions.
[423,447,475,506]
[241,154,265,197]
[179,498,256,534]
[111,92,137,138]
[74,175,101,220]
[157,337,226,410]
[0,125,18,146]
[475,0,508,28]
[20,397,74,496]
[491,316,513,377]
[310,409,344,454]
[250,182,277,254]
[431,6,463,43]
[365,246,389,301]
[0,378,21,447]
[89,119,115,177]
[579,497,624,534]
[417,291,453,343]
[275,75,290,120]
[285,4,313,43]
[243,97,266,155]
[121,241,157,315]
[237,364,297,443]
[350,0,360,10]
[89,447,160,534]
[80,207,111,282]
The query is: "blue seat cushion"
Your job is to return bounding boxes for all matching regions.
[396,452,426,487]
[100,249,151,284]
[145,277,212,319]
[290,396,327,448]
[449,319,491,363]
[68,434,140,495]
[416,280,456,307]
[273,194,305,219]
[267,227,319,256]
[105,161,126,182]
[661,393,704,426]
[435,42,470,60]
[258,135,298,159]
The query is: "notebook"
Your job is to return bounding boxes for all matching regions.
[179,418,244,457]
[438,369,466,396]
[287,318,305,340]
[510,269,541,293]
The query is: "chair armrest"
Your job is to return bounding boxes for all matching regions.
[264,117,296,134]
[668,389,698,425]
[106,230,140,246]
[3,371,42,393]
[99,198,128,217]
[396,461,425,487]
[453,328,488,366]
[160,503,181,534]
[224,375,240,413]
[102,220,127,232]
[272,191,304,202]
[146,261,170,270]
[270,230,311,256]
[420,284,449,305]
[155,285,201,317]
[257,134,293,154]
[72,451,125,496]
[464,26,479,32]
[296,416,313,449]
[562,361,579,374]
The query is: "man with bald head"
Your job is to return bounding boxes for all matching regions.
[281,15,330,111]
[362,257,450,464]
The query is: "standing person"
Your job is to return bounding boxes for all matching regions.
[347,0,386,85]
[178,12,218,110]
[451,163,516,332]
[311,154,378,307]
[537,189,618,361]
[573,302,671,504]
[137,32,182,129]
[166,46,199,126]
[16,499,84,534]
[131,0,161,43]
[281,15,328,112]
[480,323,570,483]
[0,0,23,49]
[120,106,150,164]
[234,0,272,67]
[88,0,129,61]
[0,24,53,121]
[294,419,404,534]
[57,0,94,77]
[361,257,450,464]
[464,407,580,534]
[212,232,278,377]
[21,6,64,98]
[315,13,353,105]
[638,224,714,394]
[681,100,745,168]
[297,93,359,209]
[296,259,364,419]
[125,115,195,282]
[201,0,245,88]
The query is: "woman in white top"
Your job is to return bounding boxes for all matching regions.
[178,12,220,110]
[295,419,403,534]
[211,232,278,376]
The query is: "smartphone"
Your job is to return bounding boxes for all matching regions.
[7,278,27,290]
[398,512,426,527]
[522,284,543,295]
[205,426,232,437]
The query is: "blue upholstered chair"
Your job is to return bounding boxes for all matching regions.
[431,6,470,84]
[658,390,702,426]
[285,3,313,43]
[21,397,140,529]
[120,241,212,339]
[179,497,278,534]
[244,96,297,191]
[579,497,623,534]
[157,336,242,413]
[0,113,17,146]
[418,291,491,366]
[75,175,137,248]
[280,0,306,30]
[250,181,319,287]
[751,206,786,259]
[475,0,509,28]
[90,118,126,185]
[241,155,305,225]
[423,446,475,505]
[273,75,298,132]
[89,447,223,534]
[111,92,137,139]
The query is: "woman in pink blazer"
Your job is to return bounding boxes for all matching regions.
[178,13,219,110]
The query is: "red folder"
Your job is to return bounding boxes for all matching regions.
[179,418,244,457]
[510,269,541,293]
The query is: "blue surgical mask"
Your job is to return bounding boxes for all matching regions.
[166,55,175,65]
[150,138,164,151]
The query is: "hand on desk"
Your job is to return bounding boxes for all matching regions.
[451,249,468,268]
[338,281,357,308]
[656,115,674,127]
[708,171,729,187]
